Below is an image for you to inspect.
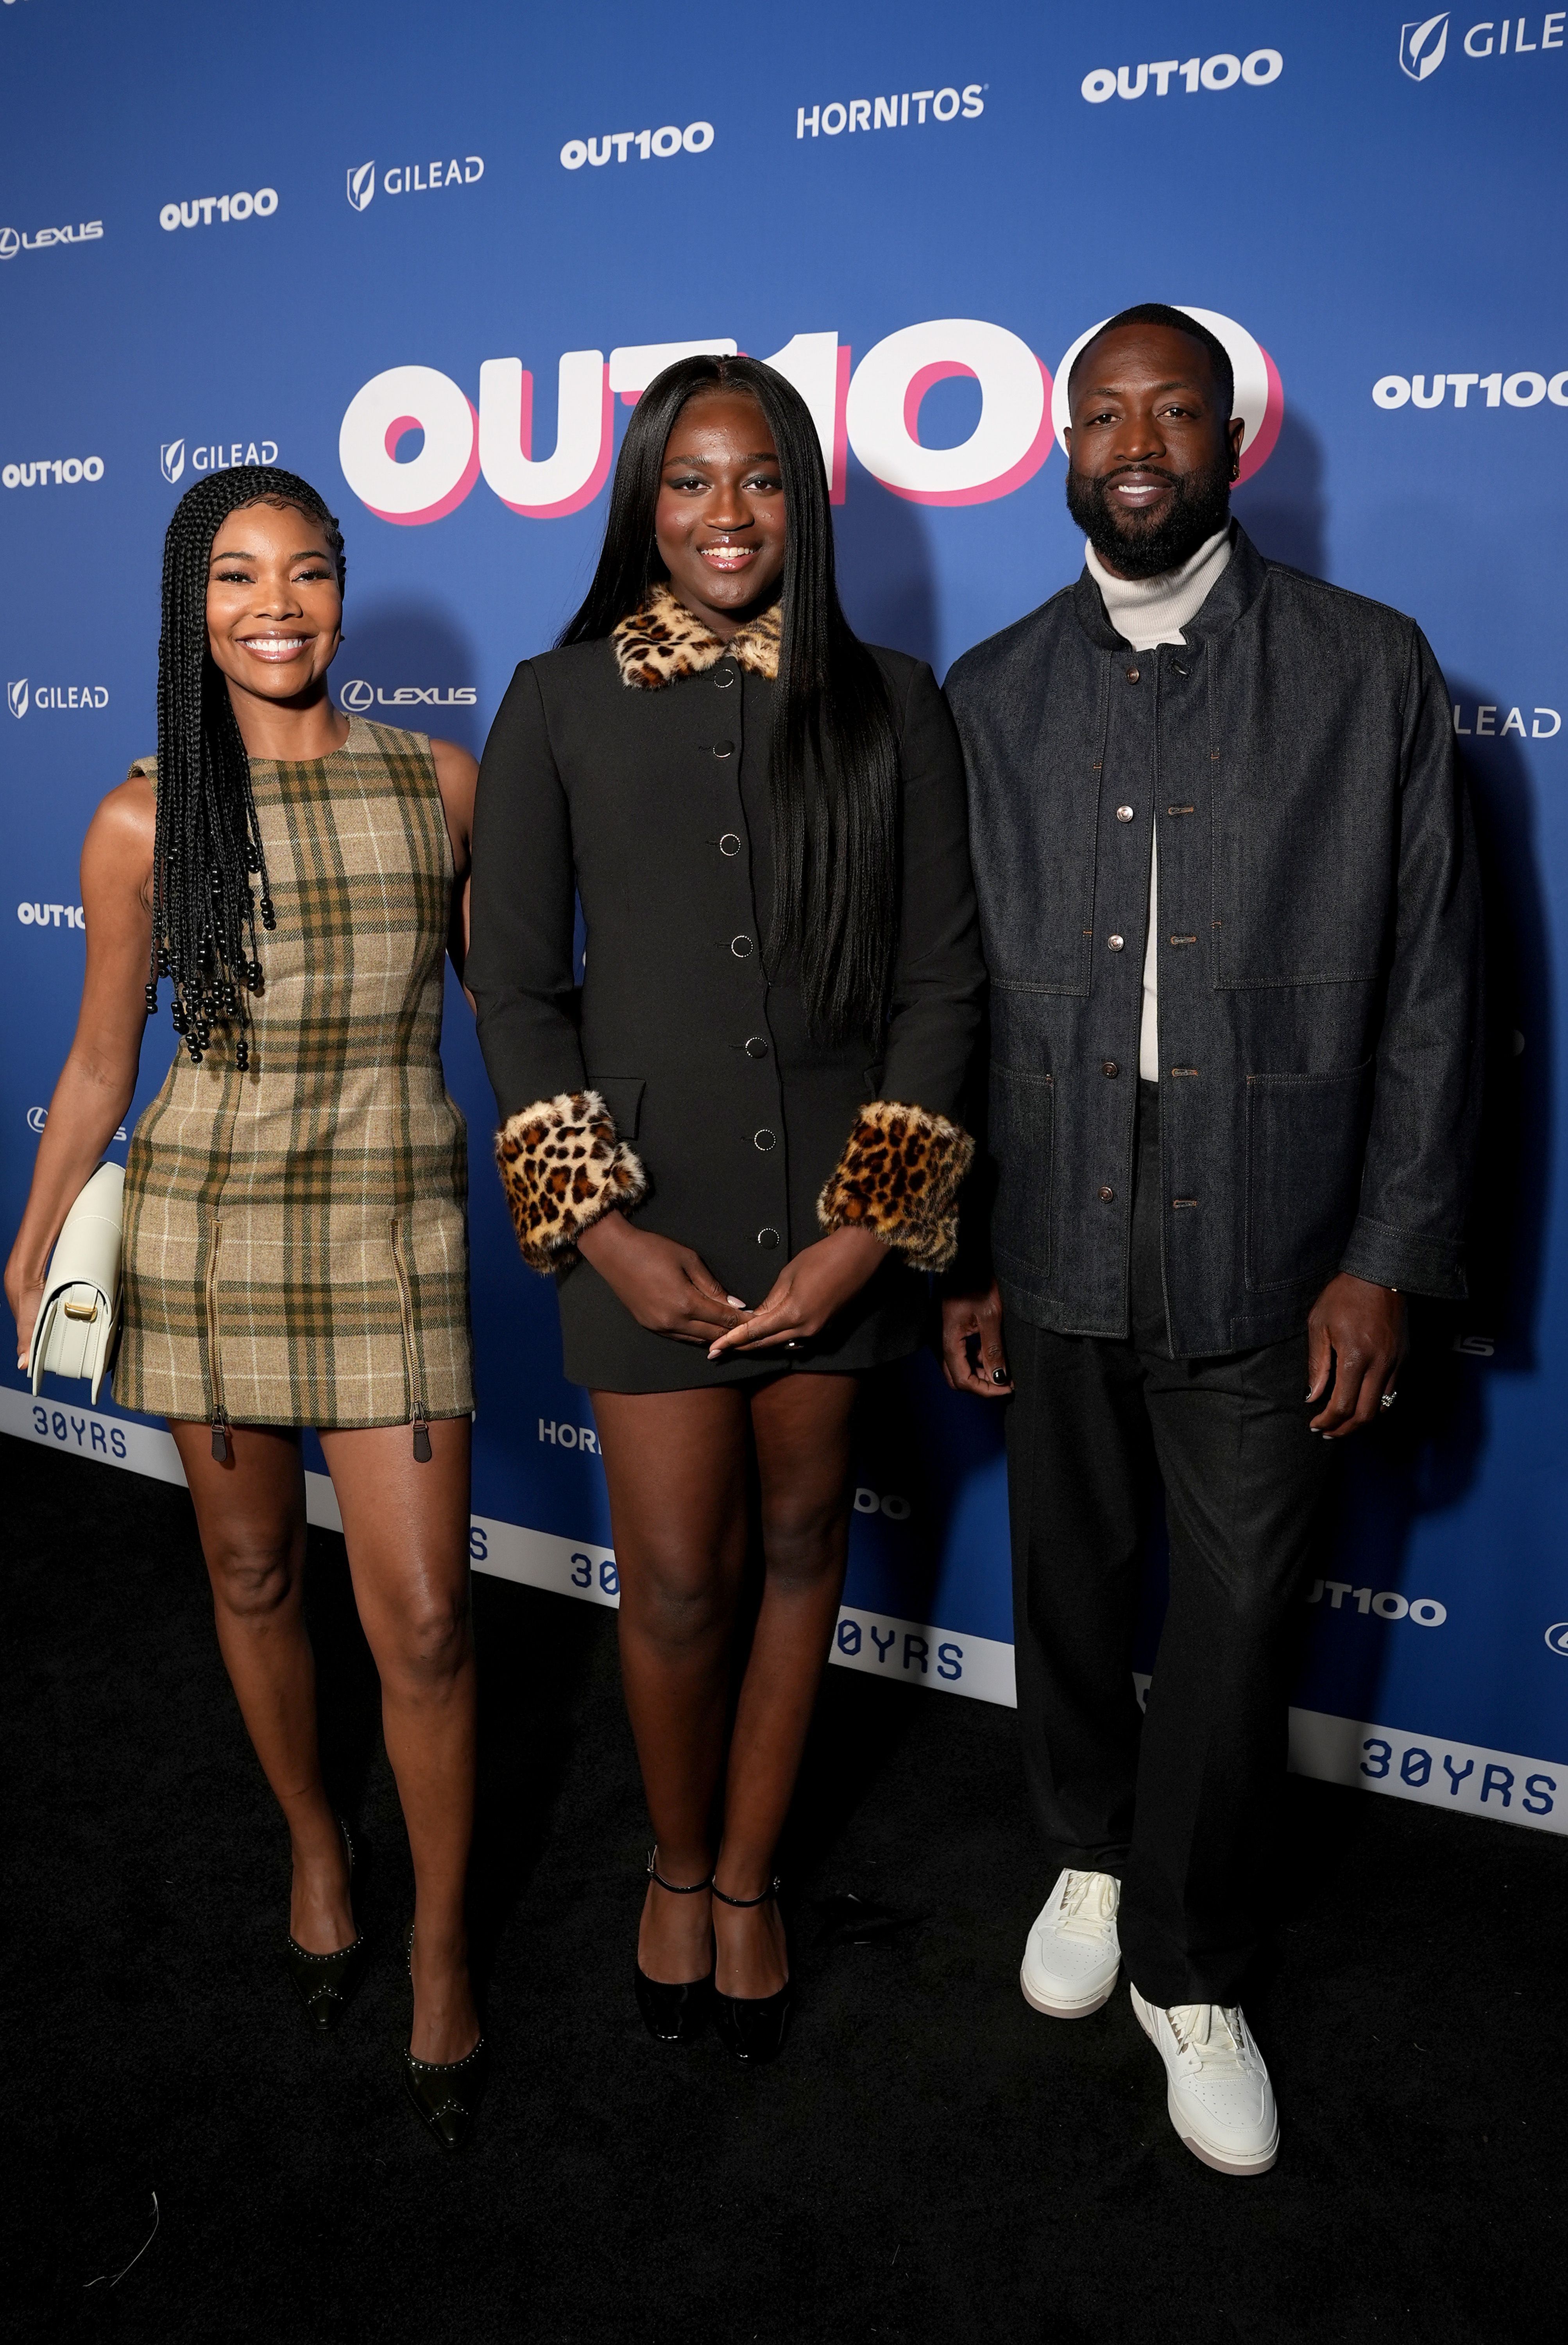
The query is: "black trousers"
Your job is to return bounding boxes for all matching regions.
[1004,1083,1333,2006]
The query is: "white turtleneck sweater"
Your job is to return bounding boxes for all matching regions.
[1084,524,1233,1080]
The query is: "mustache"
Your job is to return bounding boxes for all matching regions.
[1102,463,1180,485]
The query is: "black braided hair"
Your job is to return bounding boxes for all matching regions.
[145,465,345,1070]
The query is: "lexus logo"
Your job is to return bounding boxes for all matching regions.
[161,440,186,484]
[7,680,29,720]
[1400,12,1448,79]
[28,1106,48,1133]
[347,162,376,212]
[0,227,18,261]
[337,678,478,710]
[1546,1624,1568,1658]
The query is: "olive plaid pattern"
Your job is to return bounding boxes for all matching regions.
[117,719,473,1429]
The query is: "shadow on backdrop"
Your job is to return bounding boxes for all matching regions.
[832,465,940,666]
[1233,408,1327,579]
[1319,672,1553,1725]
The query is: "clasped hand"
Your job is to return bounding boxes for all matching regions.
[576,1214,887,1355]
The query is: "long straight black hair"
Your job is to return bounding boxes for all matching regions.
[560,355,899,1043]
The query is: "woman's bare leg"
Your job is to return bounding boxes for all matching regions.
[713,1371,859,1998]
[318,1417,478,2065]
[590,1385,751,1985]
[169,1421,354,1957]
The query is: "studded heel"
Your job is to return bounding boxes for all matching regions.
[401,1924,486,2150]
[284,1819,367,2032]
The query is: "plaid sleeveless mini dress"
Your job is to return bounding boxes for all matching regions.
[116,718,473,1432]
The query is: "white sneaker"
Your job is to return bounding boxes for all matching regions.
[1130,1985,1280,2175]
[1019,1869,1121,2017]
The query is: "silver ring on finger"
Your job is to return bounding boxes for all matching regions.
[1380,1389,1398,1411]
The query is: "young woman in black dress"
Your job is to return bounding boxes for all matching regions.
[467,356,983,2059]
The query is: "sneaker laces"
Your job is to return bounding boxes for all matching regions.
[1167,2003,1254,2073]
[1056,1870,1117,1937]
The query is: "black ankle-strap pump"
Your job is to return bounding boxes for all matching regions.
[712,1875,793,2064]
[634,1849,715,2044]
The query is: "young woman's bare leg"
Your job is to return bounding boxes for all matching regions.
[712,1370,860,1998]
[169,1421,354,1956]
[318,1417,478,2065]
[590,1385,751,1984]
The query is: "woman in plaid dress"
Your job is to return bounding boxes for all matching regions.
[6,469,484,2148]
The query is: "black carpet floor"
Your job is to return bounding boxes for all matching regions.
[5,1433,1566,2345]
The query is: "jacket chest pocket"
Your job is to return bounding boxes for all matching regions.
[972,771,1099,1001]
[1211,702,1396,990]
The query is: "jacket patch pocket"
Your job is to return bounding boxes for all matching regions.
[593,1077,646,1142]
[1245,1061,1373,1293]
[988,1063,1053,1285]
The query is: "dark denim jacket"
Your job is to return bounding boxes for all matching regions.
[943,527,1482,1357]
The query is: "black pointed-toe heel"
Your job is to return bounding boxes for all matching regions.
[402,2038,488,2150]
[285,1819,366,2032]
[635,1850,714,2044]
[712,1876,793,2064]
[402,1924,486,2150]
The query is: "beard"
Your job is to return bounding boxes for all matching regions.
[1065,454,1233,580]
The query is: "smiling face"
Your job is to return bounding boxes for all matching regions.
[1064,322,1245,579]
[205,498,343,708]
[653,391,787,637]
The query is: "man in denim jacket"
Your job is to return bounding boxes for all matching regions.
[942,304,1481,2177]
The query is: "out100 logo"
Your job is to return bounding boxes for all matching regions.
[338,307,1283,524]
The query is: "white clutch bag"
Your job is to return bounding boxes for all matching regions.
[29,1161,125,1405]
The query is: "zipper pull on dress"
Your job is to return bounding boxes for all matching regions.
[412,1411,431,1464]
[211,1408,231,1462]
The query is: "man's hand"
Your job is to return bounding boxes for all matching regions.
[576,1213,749,1346]
[940,1280,1012,1398]
[1305,1272,1407,1438]
[704,1226,887,1356]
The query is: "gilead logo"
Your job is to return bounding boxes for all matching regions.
[340,319,1067,524]
[8,680,109,714]
[1051,307,1284,484]
[345,157,484,207]
[1400,14,1449,77]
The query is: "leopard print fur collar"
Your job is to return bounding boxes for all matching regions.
[612,584,782,690]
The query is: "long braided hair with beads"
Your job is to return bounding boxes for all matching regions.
[145,467,345,1070]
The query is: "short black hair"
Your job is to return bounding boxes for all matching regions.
[1067,303,1235,420]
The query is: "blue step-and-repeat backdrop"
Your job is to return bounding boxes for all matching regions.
[3,2,1564,1830]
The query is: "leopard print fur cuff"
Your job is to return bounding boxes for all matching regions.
[816,1101,975,1273]
[613,584,781,690]
[494,1090,648,1273]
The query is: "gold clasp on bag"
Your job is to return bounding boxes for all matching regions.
[63,1297,100,1321]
